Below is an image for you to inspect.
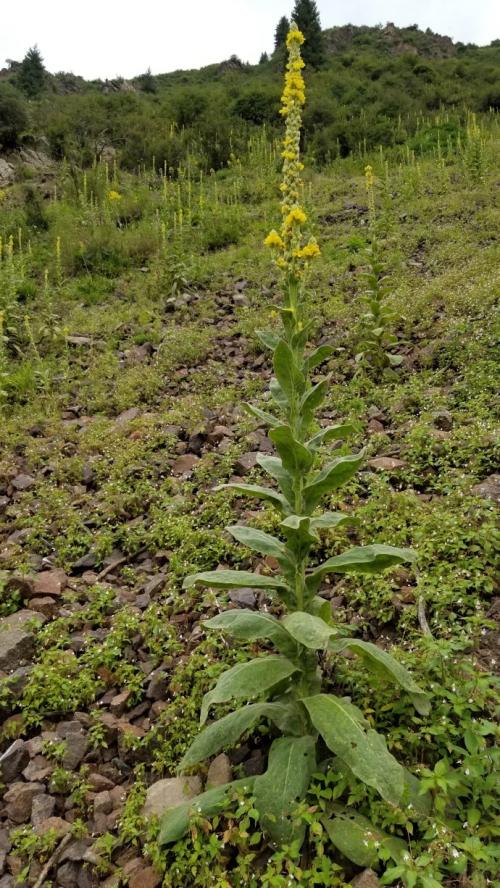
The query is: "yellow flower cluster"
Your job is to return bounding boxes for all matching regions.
[0,189,6,204]
[107,190,121,201]
[264,22,320,276]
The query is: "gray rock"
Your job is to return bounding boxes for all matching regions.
[229,588,257,609]
[0,875,15,888]
[142,776,202,818]
[0,740,29,783]
[31,794,56,828]
[1,609,45,629]
[432,409,453,431]
[206,754,232,788]
[0,159,15,187]
[146,669,167,701]
[471,474,500,503]
[0,629,35,671]
[351,869,381,888]
[11,474,35,491]
[234,452,259,475]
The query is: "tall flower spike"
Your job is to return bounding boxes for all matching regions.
[264,21,320,287]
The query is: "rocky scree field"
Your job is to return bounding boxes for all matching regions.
[0,103,499,887]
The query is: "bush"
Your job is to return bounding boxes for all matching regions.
[0,84,29,150]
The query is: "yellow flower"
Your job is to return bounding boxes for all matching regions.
[107,190,121,201]
[264,230,284,249]
[0,189,6,203]
[296,240,321,260]
[364,165,375,190]
[286,26,305,47]
[284,207,307,227]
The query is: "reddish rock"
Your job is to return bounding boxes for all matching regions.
[35,816,71,837]
[171,454,199,477]
[33,569,68,598]
[28,596,57,617]
[4,782,45,823]
[234,452,259,475]
[128,865,162,888]
[109,690,132,717]
[367,419,385,434]
[367,457,406,471]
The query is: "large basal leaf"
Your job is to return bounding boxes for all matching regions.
[308,595,333,623]
[282,611,338,650]
[158,778,255,845]
[303,453,364,512]
[201,656,298,724]
[269,425,314,476]
[306,544,416,593]
[254,735,316,846]
[204,609,294,653]
[227,525,288,561]
[307,424,355,451]
[273,339,304,402]
[183,570,289,594]
[329,638,430,716]
[303,694,405,806]
[256,454,295,507]
[244,402,280,428]
[180,702,302,769]
[323,807,406,867]
[219,482,288,512]
[310,511,356,532]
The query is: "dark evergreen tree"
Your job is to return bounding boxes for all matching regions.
[17,46,46,98]
[291,0,325,67]
[274,16,290,49]
[138,67,157,94]
[259,52,269,64]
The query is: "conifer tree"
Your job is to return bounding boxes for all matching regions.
[274,16,290,50]
[18,46,46,98]
[291,0,325,67]
[138,67,156,94]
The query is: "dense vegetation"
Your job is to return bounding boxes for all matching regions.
[1,21,500,168]
[0,12,498,888]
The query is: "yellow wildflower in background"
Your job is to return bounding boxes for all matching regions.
[365,164,375,223]
[0,190,6,204]
[107,190,121,201]
[264,22,320,280]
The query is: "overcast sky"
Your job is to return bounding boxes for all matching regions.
[2,0,499,80]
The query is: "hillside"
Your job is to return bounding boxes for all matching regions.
[0,17,499,888]
[1,22,500,172]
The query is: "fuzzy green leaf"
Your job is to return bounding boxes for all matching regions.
[181,702,302,769]
[244,403,280,427]
[219,482,288,512]
[323,808,406,867]
[310,511,356,532]
[307,424,355,450]
[183,570,289,594]
[304,345,334,373]
[303,453,364,512]
[201,656,298,724]
[227,525,288,561]
[269,425,314,476]
[158,778,254,844]
[273,339,304,401]
[300,378,329,415]
[282,611,338,650]
[254,735,316,845]
[303,694,405,805]
[256,454,294,506]
[328,638,430,716]
[256,329,280,351]
[204,609,294,652]
[306,544,416,592]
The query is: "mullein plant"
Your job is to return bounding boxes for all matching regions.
[159,24,429,856]
[355,165,403,375]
